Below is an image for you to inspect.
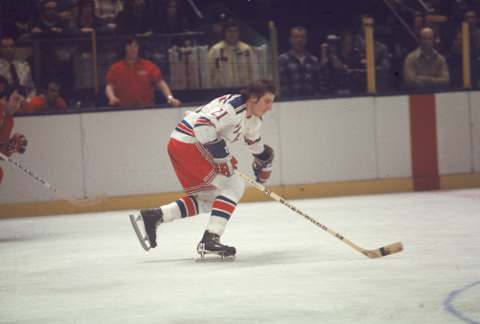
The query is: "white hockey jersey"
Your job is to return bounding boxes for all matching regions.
[171,94,265,155]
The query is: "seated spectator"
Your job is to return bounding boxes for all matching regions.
[404,27,450,91]
[94,0,124,31]
[0,35,36,99]
[207,18,258,88]
[278,26,320,97]
[105,37,181,108]
[31,0,67,35]
[21,81,68,113]
[115,0,155,35]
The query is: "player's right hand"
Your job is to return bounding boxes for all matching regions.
[214,156,238,177]
[7,133,27,155]
[203,138,237,177]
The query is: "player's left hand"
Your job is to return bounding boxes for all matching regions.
[253,144,274,183]
[7,133,27,154]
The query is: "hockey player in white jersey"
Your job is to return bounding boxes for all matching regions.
[130,79,275,259]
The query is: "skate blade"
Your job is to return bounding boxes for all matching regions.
[195,250,235,262]
[129,214,151,251]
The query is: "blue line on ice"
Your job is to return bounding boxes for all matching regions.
[444,280,480,324]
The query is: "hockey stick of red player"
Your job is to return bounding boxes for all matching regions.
[235,170,403,259]
[0,152,105,208]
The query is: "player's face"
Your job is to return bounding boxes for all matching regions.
[249,92,275,117]
[5,90,25,115]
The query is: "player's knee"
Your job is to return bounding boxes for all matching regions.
[221,175,245,202]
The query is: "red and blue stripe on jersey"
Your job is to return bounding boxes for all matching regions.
[175,120,195,137]
[194,116,213,128]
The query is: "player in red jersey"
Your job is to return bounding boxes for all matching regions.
[0,85,27,183]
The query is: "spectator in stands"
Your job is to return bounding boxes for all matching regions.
[21,80,68,113]
[0,0,37,39]
[156,0,190,34]
[413,0,449,53]
[326,15,392,94]
[94,0,124,31]
[446,30,464,89]
[404,27,450,91]
[328,29,365,94]
[0,35,36,99]
[207,18,258,88]
[75,0,108,34]
[278,26,320,97]
[31,0,67,35]
[115,0,156,35]
[105,37,181,108]
[464,9,480,57]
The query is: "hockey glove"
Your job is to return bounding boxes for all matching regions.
[204,138,237,177]
[252,144,274,183]
[7,133,27,155]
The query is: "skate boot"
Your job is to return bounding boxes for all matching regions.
[197,230,236,260]
[140,209,163,248]
[129,208,163,251]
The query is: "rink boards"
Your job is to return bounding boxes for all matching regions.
[1,91,479,217]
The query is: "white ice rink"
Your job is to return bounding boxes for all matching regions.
[1,189,479,324]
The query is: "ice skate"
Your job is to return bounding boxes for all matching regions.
[196,231,236,261]
[129,208,163,251]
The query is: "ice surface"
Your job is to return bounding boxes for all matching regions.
[1,189,479,324]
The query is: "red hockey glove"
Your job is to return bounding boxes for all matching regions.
[7,133,27,155]
[252,144,274,183]
[204,138,237,177]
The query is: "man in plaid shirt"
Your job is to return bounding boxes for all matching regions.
[279,26,321,97]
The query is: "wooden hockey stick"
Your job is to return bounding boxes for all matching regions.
[0,152,105,208]
[235,170,403,259]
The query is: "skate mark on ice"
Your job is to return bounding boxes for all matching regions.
[444,280,480,324]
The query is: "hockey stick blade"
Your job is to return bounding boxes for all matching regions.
[66,194,107,208]
[0,152,106,208]
[362,241,404,259]
[235,170,404,259]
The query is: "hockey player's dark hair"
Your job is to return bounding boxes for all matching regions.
[240,79,276,101]
[1,84,27,100]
